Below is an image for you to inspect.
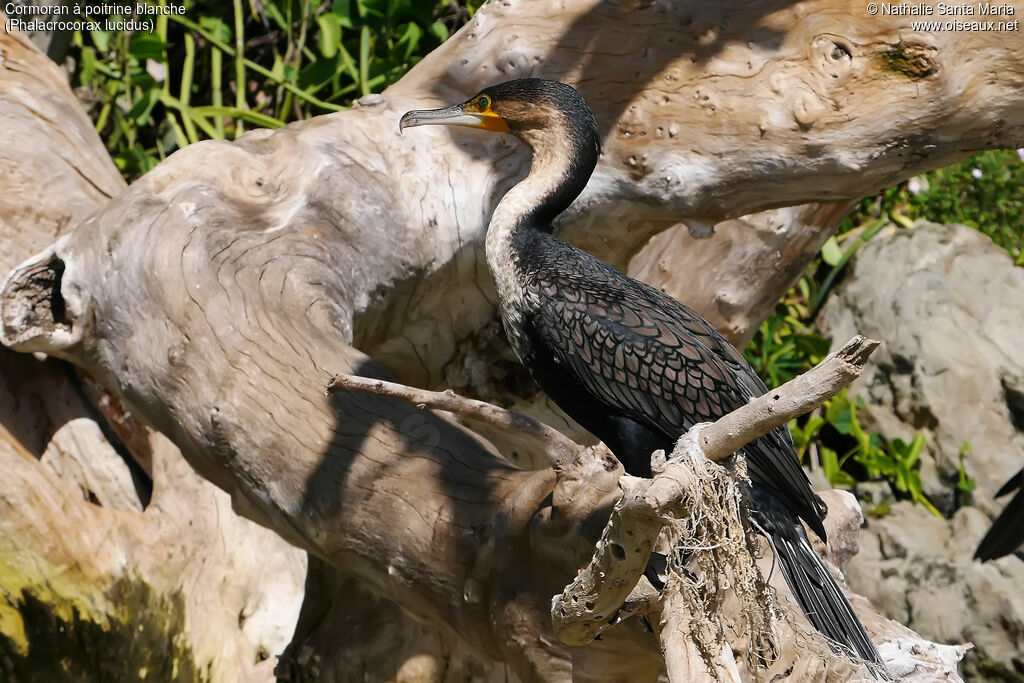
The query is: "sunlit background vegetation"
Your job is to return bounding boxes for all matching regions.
[66,0,1023,517]
[72,0,484,176]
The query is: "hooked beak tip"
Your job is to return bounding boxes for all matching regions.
[398,112,411,135]
[398,109,431,134]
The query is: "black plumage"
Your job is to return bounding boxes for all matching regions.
[402,78,884,671]
[975,469,1024,561]
[516,229,827,536]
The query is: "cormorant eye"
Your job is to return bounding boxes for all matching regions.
[477,95,490,110]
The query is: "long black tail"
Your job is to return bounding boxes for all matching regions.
[752,493,886,673]
[975,469,1024,561]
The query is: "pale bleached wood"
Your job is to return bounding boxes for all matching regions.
[0,0,1010,678]
[0,24,124,274]
[326,372,580,468]
[659,577,742,683]
[0,20,305,682]
[629,202,857,348]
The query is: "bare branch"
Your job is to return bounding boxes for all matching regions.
[327,373,582,469]
[550,474,662,646]
[699,335,880,462]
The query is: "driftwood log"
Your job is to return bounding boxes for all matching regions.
[2,0,1023,679]
[0,20,306,682]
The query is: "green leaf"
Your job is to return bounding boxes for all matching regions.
[316,14,343,58]
[332,0,355,28]
[830,408,853,435]
[429,20,449,42]
[824,394,846,423]
[271,55,286,82]
[199,16,232,43]
[130,33,166,61]
[263,2,287,30]
[821,448,857,488]
[395,21,423,61]
[803,416,826,439]
[128,70,158,92]
[386,0,412,20]
[298,55,341,90]
[90,29,113,52]
[795,333,830,359]
[80,46,97,83]
[359,24,371,96]
[821,235,842,266]
[905,434,925,466]
[126,88,159,125]
[357,0,387,19]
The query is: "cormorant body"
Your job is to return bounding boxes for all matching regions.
[402,78,884,670]
[975,468,1024,561]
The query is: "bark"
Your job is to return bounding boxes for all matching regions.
[0,21,305,683]
[3,0,1022,678]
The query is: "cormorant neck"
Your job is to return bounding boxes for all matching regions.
[485,113,600,334]
[495,116,601,234]
[481,81,601,352]
[485,112,601,307]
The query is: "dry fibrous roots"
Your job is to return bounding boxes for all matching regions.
[658,447,872,681]
[661,449,777,677]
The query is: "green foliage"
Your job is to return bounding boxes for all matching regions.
[810,218,887,317]
[71,0,483,180]
[746,255,951,516]
[845,149,1024,265]
[787,390,942,517]
[744,311,829,388]
[744,227,941,515]
[956,442,976,501]
[744,145,1020,516]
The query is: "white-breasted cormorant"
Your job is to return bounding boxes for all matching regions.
[401,78,884,669]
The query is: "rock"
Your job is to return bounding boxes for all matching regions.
[817,489,866,574]
[855,480,897,511]
[820,221,1024,679]
[819,221,1024,514]
[848,502,1024,681]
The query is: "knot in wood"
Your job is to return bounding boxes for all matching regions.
[881,42,938,79]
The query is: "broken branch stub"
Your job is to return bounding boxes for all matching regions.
[698,335,881,462]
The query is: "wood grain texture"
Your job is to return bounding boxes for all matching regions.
[0,20,304,682]
[629,202,856,347]
[3,0,1018,677]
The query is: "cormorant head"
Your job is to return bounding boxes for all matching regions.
[400,78,600,157]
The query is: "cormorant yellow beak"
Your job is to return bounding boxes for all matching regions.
[399,102,510,134]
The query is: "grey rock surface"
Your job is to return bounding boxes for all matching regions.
[847,502,1024,681]
[820,221,1024,513]
[820,221,1024,680]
